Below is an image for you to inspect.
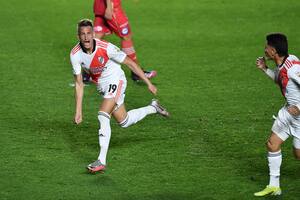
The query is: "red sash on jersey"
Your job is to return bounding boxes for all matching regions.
[278,66,288,96]
[89,48,109,82]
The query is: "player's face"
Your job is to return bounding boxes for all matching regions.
[264,43,276,60]
[78,26,94,51]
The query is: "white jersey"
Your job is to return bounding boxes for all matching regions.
[70,39,127,83]
[274,54,300,109]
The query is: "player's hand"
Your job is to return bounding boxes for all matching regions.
[148,84,157,95]
[104,6,113,20]
[105,10,113,20]
[288,105,300,116]
[256,57,267,71]
[74,113,82,124]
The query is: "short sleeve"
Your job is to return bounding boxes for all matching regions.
[106,43,127,63]
[70,52,81,75]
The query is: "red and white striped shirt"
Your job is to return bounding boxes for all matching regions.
[275,55,300,109]
[70,39,127,83]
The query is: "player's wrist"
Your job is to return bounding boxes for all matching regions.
[262,65,268,72]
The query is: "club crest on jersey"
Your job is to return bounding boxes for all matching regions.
[98,57,105,65]
[81,62,85,67]
[121,28,128,35]
[296,72,300,77]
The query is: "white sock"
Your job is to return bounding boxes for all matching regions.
[97,111,111,165]
[268,150,282,187]
[119,105,156,128]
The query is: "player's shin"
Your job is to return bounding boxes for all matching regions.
[119,106,156,128]
[268,150,282,187]
[97,111,111,165]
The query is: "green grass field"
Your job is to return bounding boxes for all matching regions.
[1,0,300,199]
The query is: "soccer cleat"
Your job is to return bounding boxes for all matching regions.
[254,185,282,197]
[131,70,157,81]
[150,99,170,117]
[87,160,106,173]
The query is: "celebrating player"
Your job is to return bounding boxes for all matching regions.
[91,0,156,82]
[70,19,169,173]
[254,33,300,197]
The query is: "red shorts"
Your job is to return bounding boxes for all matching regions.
[94,6,131,38]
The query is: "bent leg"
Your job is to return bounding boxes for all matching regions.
[97,98,117,165]
[113,103,156,128]
[293,137,300,160]
[266,132,284,188]
[266,132,284,152]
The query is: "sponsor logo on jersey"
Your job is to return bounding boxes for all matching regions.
[90,66,106,74]
[121,28,128,35]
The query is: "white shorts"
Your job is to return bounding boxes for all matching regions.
[97,74,127,109]
[272,106,300,149]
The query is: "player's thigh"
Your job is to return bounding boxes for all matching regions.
[112,104,127,123]
[267,132,284,152]
[99,98,116,114]
[293,137,300,159]
[94,16,111,36]
[98,75,127,114]
[108,8,131,38]
[269,107,291,151]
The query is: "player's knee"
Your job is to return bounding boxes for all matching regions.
[98,111,110,131]
[294,154,300,160]
[119,115,129,128]
[266,140,280,152]
[293,149,300,160]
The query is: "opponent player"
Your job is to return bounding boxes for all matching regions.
[70,19,169,173]
[254,33,300,196]
[92,0,156,82]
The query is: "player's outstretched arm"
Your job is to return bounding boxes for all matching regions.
[122,56,157,95]
[74,74,84,124]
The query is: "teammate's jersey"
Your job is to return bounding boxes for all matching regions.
[94,0,121,15]
[275,54,300,107]
[70,39,127,83]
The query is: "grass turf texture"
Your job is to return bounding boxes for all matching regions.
[0,0,300,199]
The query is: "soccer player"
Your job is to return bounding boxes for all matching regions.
[93,0,156,82]
[254,33,300,196]
[70,19,169,173]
